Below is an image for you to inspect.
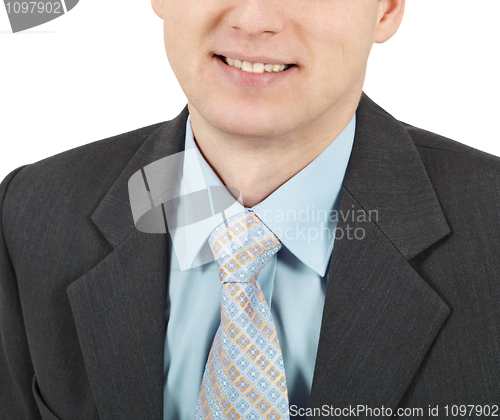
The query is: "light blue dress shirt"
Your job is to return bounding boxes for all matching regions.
[164,114,356,419]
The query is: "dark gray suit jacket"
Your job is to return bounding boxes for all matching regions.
[1,94,499,420]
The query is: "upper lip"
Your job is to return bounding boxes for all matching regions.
[216,52,295,65]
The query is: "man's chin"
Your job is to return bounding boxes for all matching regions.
[214,116,297,139]
[198,106,300,139]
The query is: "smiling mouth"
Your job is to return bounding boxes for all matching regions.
[216,55,296,74]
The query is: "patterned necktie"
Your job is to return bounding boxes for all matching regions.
[195,210,290,420]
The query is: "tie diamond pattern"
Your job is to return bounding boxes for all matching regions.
[195,211,290,420]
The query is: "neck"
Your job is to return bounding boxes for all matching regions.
[189,97,359,208]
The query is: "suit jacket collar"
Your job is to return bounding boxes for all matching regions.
[309,94,451,413]
[66,94,451,419]
[91,106,189,249]
[66,107,188,420]
[343,93,450,260]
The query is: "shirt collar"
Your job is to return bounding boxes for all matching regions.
[174,114,355,275]
[249,116,356,276]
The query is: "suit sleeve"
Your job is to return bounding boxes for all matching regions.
[0,166,42,420]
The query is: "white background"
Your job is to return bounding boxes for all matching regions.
[1,0,499,181]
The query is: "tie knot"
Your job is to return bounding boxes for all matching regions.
[208,211,282,283]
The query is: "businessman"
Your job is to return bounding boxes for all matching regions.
[1,0,500,419]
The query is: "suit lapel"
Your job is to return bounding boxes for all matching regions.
[66,107,189,420]
[309,94,451,414]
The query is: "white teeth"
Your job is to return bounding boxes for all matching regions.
[223,56,291,73]
[252,63,265,73]
[241,61,253,72]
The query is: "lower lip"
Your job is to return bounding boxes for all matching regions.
[213,55,297,89]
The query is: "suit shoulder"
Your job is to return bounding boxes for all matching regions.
[29,121,165,176]
[1,121,167,236]
[402,122,500,225]
[3,121,166,195]
[403,122,500,167]
[403,122,500,191]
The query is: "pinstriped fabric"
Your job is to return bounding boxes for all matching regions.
[195,210,290,420]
